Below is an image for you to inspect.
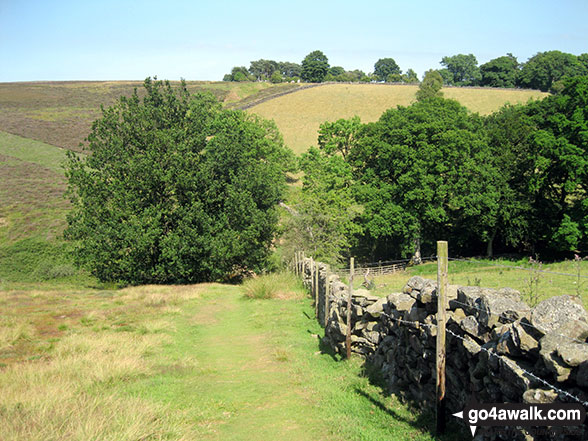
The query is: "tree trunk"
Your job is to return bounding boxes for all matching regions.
[486,230,497,258]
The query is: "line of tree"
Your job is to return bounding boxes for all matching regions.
[283,75,588,264]
[223,50,419,84]
[224,50,588,92]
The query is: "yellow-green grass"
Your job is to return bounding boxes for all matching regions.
[0,282,464,441]
[0,131,89,288]
[249,83,548,153]
[347,258,588,309]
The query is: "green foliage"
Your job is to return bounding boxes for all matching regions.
[480,54,519,88]
[317,116,361,159]
[522,76,588,252]
[373,58,401,82]
[270,71,283,83]
[65,78,293,284]
[517,50,587,92]
[328,66,345,77]
[348,98,500,259]
[224,66,255,82]
[249,59,279,81]
[301,50,330,83]
[282,145,362,264]
[440,54,481,86]
[416,70,444,101]
[278,61,301,79]
[402,68,419,84]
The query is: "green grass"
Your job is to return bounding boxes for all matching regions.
[0,130,93,289]
[357,258,588,309]
[242,272,307,299]
[0,282,465,440]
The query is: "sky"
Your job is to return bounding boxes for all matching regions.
[1,0,587,82]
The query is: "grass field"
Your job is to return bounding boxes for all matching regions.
[0,130,93,289]
[0,280,465,441]
[342,257,588,309]
[248,83,548,153]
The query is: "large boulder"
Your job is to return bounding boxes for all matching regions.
[531,295,588,336]
[477,288,530,329]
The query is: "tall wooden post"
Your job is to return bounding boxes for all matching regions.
[315,261,320,320]
[295,251,299,276]
[345,257,354,359]
[324,265,330,327]
[436,241,448,434]
[310,258,315,299]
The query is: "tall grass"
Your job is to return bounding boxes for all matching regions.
[242,272,306,300]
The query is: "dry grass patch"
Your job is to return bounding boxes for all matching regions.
[0,284,213,440]
[249,83,548,153]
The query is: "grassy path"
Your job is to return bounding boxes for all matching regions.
[122,284,457,441]
[127,285,331,440]
[1,282,460,440]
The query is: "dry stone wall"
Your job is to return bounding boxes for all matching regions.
[300,258,588,440]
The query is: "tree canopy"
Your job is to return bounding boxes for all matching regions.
[301,50,330,83]
[416,70,444,101]
[480,54,519,88]
[374,58,401,82]
[65,78,293,284]
[517,50,587,92]
[440,54,481,86]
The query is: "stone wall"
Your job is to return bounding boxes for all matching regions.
[300,258,588,440]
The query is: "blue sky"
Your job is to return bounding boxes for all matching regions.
[1,0,587,82]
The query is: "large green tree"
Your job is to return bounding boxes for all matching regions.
[301,50,330,83]
[374,58,401,82]
[479,54,519,88]
[65,78,293,284]
[348,98,500,259]
[517,50,587,92]
[416,70,444,101]
[440,54,481,86]
[523,76,588,252]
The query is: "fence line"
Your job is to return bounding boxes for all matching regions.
[294,248,588,434]
[445,328,588,407]
[449,298,588,347]
[448,257,588,280]
[378,312,588,408]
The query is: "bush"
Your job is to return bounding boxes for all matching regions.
[65,78,293,284]
[242,272,306,300]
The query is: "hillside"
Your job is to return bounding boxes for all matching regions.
[0,81,548,155]
[0,81,290,152]
[247,83,549,153]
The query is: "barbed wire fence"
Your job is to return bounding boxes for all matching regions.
[292,244,588,435]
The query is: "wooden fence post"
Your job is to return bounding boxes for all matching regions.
[346,257,355,359]
[436,241,448,434]
[324,265,330,327]
[315,261,320,320]
[310,258,315,299]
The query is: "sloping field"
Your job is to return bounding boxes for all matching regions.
[248,83,548,153]
[0,81,284,152]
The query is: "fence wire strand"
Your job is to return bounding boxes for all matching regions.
[445,328,588,408]
[449,298,588,347]
[448,257,588,280]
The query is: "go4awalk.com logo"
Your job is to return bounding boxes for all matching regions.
[453,398,586,437]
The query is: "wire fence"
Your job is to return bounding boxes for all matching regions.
[294,249,588,415]
[378,309,588,408]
